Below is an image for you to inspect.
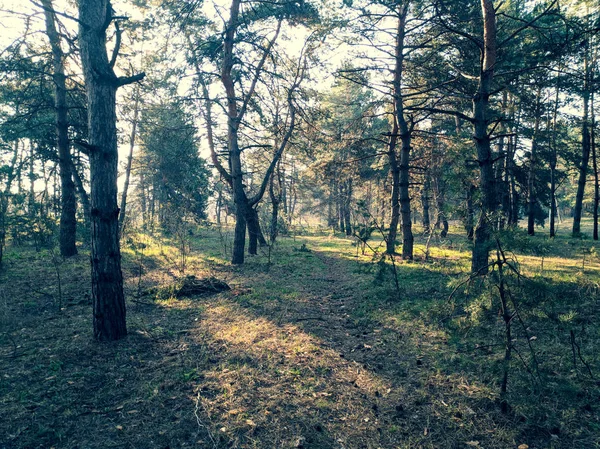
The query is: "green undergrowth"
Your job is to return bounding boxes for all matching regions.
[1,222,599,448]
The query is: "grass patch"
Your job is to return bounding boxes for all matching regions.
[1,223,599,448]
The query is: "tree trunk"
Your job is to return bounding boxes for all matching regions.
[270,166,282,242]
[118,88,140,234]
[247,207,267,255]
[421,175,431,233]
[339,182,345,233]
[42,0,78,257]
[232,205,247,264]
[28,142,35,219]
[270,189,280,243]
[344,179,352,236]
[215,186,222,225]
[573,50,591,237]
[219,1,284,263]
[78,0,143,340]
[387,4,412,257]
[434,168,448,238]
[592,95,598,240]
[471,0,497,274]
[327,180,335,228]
[527,87,542,236]
[550,78,560,237]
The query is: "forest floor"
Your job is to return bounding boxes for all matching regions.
[1,221,599,449]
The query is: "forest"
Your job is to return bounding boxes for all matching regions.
[0,0,599,447]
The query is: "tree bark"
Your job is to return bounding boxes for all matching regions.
[592,95,598,240]
[471,0,497,274]
[387,4,413,258]
[42,0,78,257]
[78,0,144,341]
[550,78,560,237]
[573,49,591,237]
[270,175,280,243]
[527,87,542,236]
[344,179,352,236]
[218,3,287,263]
[421,175,431,233]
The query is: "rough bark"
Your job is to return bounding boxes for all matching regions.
[550,81,559,237]
[421,175,431,233]
[344,179,352,236]
[78,0,144,341]
[527,87,542,236]
[573,50,591,237]
[592,96,598,240]
[471,0,497,274]
[270,164,283,242]
[247,207,267,255]
[42,0,78,257]
[387,4,413,258]
[218,3,288,263]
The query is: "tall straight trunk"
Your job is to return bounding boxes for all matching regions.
[550,75,560,237]
[247,207,267,255]
[221,0,248,264]
[497,91,508,229]
[387,127,400,253]
[592,95,598,240]
[79,0,144,341]
[28,142,35,218]
[288,173,297,223]
[270,174,280,243]
[380,178,387,229]
[387,4,413,258]
[216,186,222,225]
[42,0,77,257]
[433,167,448,237]
[471,0,497,274]
[421,175,431,233]
[338,182,345,233]
[118,88,140,234]
[573,50,591,237]
[327,179,335,228]
[344,179,352,236]
[527,87,542,235]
